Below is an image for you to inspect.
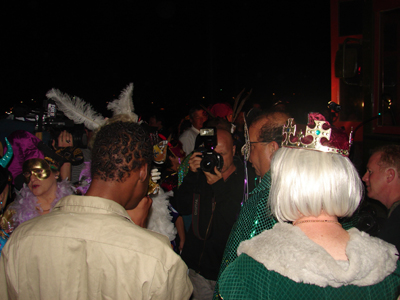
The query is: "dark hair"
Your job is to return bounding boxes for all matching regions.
[91,122,152,182]
[149,112,166,126]
[374,145,400,176]
[246,108,264,128]
[189,106,204,120]
[205,117,232,132]
[258,123,284,145]
[251,111,290,145]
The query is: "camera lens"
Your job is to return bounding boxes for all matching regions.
[200,151,224,174]
[201,155,216,173]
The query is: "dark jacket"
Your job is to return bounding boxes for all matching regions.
[177,156,244,280]
[378,201,400,254]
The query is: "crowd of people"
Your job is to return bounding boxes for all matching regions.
[0,88,399,299]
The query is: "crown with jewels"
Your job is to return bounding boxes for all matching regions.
[282,112,352,157]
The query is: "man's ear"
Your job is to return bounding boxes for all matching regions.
[139,163,148,183]
[267,141,279,158]
[386,168,396,183]
[232,145,236,156]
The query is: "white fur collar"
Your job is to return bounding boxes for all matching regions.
[238,223,398,288]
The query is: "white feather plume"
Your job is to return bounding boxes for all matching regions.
[107,83,138,122]
[46,89,105,131]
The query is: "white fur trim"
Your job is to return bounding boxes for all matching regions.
[147,189,177,241]
[238,223,398,287]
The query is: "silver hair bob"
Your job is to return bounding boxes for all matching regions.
[269,147,364,223]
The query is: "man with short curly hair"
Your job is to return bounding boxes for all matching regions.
[91,121,153,183]
[363,144,400,253]
[0,121,193,300]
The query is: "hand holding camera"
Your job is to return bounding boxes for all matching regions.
[203,166,222,185]
[188,152,223,184]
[189,127,225,184]
[189,152,203,173]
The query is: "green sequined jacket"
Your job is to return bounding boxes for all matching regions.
[215,171,275,289]
[218,223,400,300]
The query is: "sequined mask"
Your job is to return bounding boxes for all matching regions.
[22,159,53,182]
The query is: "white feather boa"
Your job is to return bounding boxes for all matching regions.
[147,189,177,242]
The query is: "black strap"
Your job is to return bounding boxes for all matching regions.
[192,193,215,241]
[192,193,203,240]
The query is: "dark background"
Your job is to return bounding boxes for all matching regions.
[3,1,332,123]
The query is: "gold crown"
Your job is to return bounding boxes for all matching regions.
[282,118,351,156]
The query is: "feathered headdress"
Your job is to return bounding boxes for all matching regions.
[46,83,139,130]
[46,89,106,131]
[107,83,138,122]
[232,88,252,123]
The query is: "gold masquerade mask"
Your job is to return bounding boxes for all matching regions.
[22,158,55,182]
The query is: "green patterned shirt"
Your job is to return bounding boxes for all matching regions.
[218,254,400,300]
[214,171,275,297]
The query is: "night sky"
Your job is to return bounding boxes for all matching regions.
[3,1,331,122]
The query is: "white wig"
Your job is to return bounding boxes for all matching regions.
[269,147,364,222]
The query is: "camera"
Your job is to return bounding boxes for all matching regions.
[194,128,224,174]
[12,100,89,148]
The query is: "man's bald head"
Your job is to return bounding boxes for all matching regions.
[215,129,236,177]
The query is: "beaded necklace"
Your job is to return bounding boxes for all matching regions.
[293,219,342,226]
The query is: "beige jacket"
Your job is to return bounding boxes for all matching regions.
[0,195,193,300]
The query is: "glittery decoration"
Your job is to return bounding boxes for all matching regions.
[147,179,160,195]
[241,160,249,205]
[1,208,15,235]
[241,118,250,161]
[153,140,168,164]
[0,229,9,253]
[178,152,192,187]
